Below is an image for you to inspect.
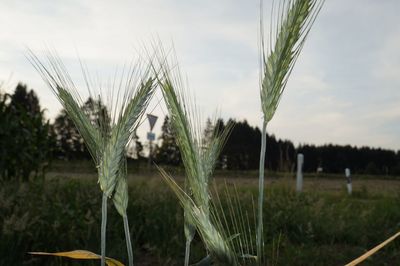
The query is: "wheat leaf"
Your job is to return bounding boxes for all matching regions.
[29,250,124,266]
[112,157,129,216]
[158,166,238,266]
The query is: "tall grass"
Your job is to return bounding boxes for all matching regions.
[28,51,156,266]
[2,177,400,265]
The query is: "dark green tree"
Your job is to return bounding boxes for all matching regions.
[218,118,295,171]
[0,91,11,179]
[52,97,111,160]
[297,144,400,175]
[52,109,88,160]
[155,115,181,166]
[222,119,262,170]
[202,117,214,148]
[10,83,40,116]
[278,139,296,172]
[127,131,144,159]
[0,83,52,181]
[82,97,111,136]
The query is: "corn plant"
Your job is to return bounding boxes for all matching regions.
[257,0,323,264]
[28,51,156,266]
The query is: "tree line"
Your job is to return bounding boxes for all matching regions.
[155,116,400,175]
[1,83,400,181]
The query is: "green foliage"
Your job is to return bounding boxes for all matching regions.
[127,131,144,159]
[0,83,52,182]
[297,144,400,175]
[143,114,400,174]
[218,119,296,171]
[155,115,182,166]
[52,109,89,160]
[1,178,400,266]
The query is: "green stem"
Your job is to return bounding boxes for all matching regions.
[184,239,191,266]
[101,193,107,266]
[123,215,134,266]
[257,121,267,265]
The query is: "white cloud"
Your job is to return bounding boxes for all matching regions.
[0,0,399,150]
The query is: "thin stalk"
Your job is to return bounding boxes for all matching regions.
[184,239,191,266]
[256,121,267,265]
[123,215,134,266]
[101,193,108,266]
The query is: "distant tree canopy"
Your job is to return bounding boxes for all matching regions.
[0,83,52,181]
[52,109,89,160]
[52,97,143,161]
[298,144,400,175]
[155,116,400,175]
[51,97,111,160]
[154,117,296,171]
[155,115,181,166]
[1,84,400,179]
[219,119,295,171]
[126,130,144,160]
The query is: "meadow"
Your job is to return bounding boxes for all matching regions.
[1,161,400,266]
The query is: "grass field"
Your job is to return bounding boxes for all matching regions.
[1,162,400,265]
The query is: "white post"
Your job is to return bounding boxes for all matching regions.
[345,168,352,195]
[146,114,158,168]
[296,153,304,193]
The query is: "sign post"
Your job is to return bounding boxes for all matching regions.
[345,168,352,195]
[296,153,304,193]
[146,114,158,168]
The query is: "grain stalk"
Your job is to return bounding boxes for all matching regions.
[257,0,323,264]
[28,51,156,266]
[152,48,240,265]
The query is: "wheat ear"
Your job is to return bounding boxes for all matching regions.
[257,0,324,264]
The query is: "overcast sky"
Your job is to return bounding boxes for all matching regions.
[0,0,399,150]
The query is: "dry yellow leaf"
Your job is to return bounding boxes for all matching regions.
[345,231,400,266]
[29,250,125,266]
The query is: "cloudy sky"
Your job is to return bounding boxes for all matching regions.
[0,0,399,150]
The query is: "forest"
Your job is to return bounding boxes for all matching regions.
[1,82,400,182]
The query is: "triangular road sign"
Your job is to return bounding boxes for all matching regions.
[147,114,158,131]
